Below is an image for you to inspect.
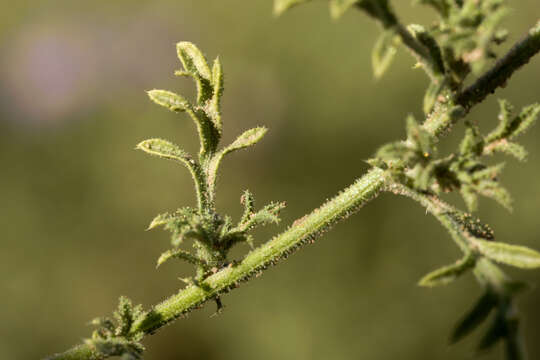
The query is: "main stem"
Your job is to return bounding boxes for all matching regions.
[47,169,386,360]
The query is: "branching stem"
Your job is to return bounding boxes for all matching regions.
[45,17,540,360]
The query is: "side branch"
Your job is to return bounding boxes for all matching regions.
[457,21,540,109]
[46,168,386,360]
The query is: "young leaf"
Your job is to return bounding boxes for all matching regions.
[274,0,312,15]
[423,81,444,115]
[240,190,256,224]
[207,57,224,132]
[157,249,205,268]
[509,103,540,140]
[136,139,193,165]
[176,42,212,82]
[486,141,528,162]
[330,0,360,19]
[472,239,540,269]
[147,213,174,230]
[372,29,398,78]
[147,90,191,112]
[223,127,268,155]
[408,24,445,76]
[419,254,475,287]
[450,291,497,344]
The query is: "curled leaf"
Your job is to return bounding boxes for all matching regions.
[176,42,212,81]
[419,254,475,287]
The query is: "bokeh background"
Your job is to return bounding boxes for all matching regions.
[1,1,539,359]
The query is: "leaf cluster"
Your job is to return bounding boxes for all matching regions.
[139,42,285,284]
[372,100,540,212]
[86,297,144,360]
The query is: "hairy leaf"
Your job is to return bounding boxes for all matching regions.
[419,254,475,287]
[472,239,540,269]
[147,90,191,112]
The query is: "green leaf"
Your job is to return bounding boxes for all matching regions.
[147,90,191,112]
[223,127,268,155]
[147,213,174,230]
[406,114,434,156]
[423,81,445,115]
[207,57,224,132]
[330,0,360,19]
[408,24,445,75]
[419,254,475,287]
[450,291,497,344]
[157,249,205,268]
[136,139,193,165]
[176,42,212,82]
[472,239,540,269]
[274,0,312,15]
[372,29,398,78]
[474,180,513,211]
[460,185,478,212]
[509,103,540,139]
[176,42,213,105]
[240,190,256,224]
[486,141,528,162]
[477,311,507,351]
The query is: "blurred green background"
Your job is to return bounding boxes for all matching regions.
[1,1,539,359]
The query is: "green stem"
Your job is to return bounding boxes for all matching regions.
[457,20,540,110]
[46,18,540,360]
[46,168,386,360]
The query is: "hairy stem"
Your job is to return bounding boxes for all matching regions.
[46,18,540,360]
[46,168,386,360]
[457,20,540,110]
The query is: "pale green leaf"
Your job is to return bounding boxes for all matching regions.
[207,57,224,131]
[372,29,398,78]
[147,213,173,230]
[157,249,204,268]
[423,81,444,115]
[472,239,540,269]
[330,0,360,19]
[176,42,211,81]
[274,0,312,15]
[419,254,475,287]
[223,127,268,155]
[136,138,193,164]
[147,90,190,112]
